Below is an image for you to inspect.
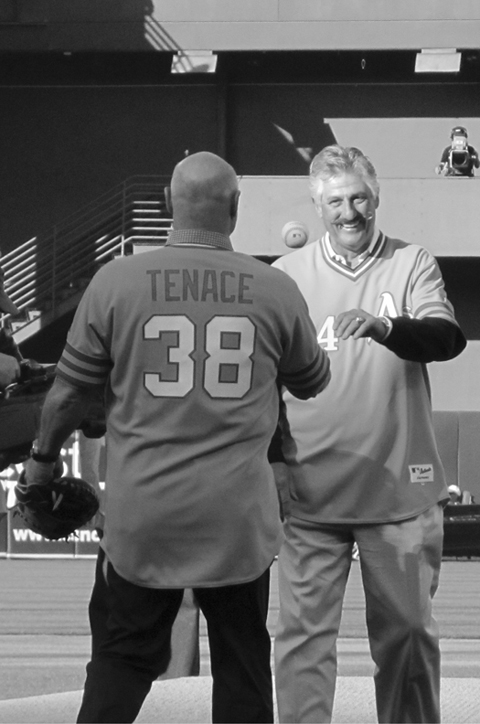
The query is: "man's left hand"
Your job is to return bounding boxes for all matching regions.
[23,456,64,487]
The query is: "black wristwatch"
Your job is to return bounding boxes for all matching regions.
[31,449,59,463]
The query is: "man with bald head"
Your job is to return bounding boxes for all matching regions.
[22,151,330,722]
[166,151,240,232]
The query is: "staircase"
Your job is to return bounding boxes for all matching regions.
[0,176,172,344]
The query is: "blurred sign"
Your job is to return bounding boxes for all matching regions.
[0,432,100,558]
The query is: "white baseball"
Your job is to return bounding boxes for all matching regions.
[282,221,309,248]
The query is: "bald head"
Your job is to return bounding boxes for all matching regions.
[166,152,240,235]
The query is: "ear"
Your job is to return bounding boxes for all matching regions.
[374,195,380,210]
[229,190,241,232]
[312,197,323,218]
[164,187,172,214]
[231,189,241,217]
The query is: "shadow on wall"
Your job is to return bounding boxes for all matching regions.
[231,99,338,175]
[1,1,194,53]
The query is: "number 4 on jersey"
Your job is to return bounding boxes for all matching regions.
[317,315,338,351]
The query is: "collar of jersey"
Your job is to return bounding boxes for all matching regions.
[322,228,386,280]
[166,229,233,251]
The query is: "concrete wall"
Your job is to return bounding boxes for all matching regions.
[1,1,480,52]
[232,176,480,257]
[146,0,480,52]
[429,345,480,413]
[0,84,220,251]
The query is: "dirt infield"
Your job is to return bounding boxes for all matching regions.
[0,557,479,701]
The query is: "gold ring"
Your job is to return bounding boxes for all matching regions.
[355,316,364,323]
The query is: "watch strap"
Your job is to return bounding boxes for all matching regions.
[379,316,393,340]
[31,449,59,463]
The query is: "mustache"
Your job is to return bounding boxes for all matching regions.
[336,213,374,224]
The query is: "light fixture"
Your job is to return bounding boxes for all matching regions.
[171,50,218,74]
[415,48,461,73]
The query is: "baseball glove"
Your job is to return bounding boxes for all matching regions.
[14,471,100,541]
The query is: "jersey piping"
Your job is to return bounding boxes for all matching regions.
[321,231,387,280]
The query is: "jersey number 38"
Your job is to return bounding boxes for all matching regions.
[143,314,256,399]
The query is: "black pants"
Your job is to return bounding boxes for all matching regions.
[86,548,200,680]
[77,550,273,723]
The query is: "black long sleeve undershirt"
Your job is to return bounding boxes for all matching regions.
[268,317,467,463]
[381,317,467,363]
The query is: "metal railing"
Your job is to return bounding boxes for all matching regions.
[0,176,172,341]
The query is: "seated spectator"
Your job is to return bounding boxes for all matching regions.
[447,485,462,504]
[436,126,480,177]
[447,485,476,505]
[0,352,20,390]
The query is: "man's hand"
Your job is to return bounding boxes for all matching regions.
[334,310,389,343]
[271,461,292,521]
[14,471,100,541]
[23,456,64,487]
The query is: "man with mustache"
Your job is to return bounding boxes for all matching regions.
[272,145,466,723]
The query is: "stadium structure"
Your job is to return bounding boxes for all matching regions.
[0,1,479,523]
